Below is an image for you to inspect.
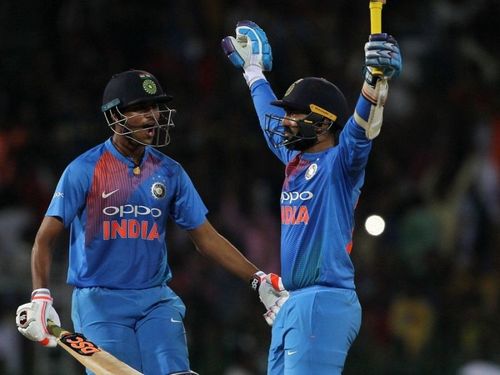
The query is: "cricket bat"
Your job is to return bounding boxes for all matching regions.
[47,320,143,375]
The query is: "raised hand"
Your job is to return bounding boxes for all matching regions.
[221,20,272,87]
[364,33,402,85]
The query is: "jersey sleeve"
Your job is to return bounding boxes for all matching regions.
[46,160,90,227]
[250,79,295,165]
[170,167,208,230]
[336,94,374,185]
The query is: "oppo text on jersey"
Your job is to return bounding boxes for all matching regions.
[102,205,162,218]
[280,191,314,204]
[102,205,161,240]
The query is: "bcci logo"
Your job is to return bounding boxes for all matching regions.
[305,163,318,180]
[151,182,166,199]
[284,78,303,97]
[143,79,157,95]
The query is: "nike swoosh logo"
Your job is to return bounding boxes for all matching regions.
[287,350,298,356]
[101,189,119,198]
[170,318,182,323]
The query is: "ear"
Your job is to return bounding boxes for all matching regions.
[317,118,333,133]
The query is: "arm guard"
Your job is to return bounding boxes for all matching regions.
[354,80,389,140]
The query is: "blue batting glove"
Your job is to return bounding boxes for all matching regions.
[221,20,273,71]
[364,33,402,84]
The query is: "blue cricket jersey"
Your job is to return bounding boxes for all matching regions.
[250,79,373,291]
[46,138,208,289]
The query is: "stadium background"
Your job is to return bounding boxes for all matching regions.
[1,1,499,374]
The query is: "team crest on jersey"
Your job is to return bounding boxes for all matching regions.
[305,163,318,180]
[151,182,166,199]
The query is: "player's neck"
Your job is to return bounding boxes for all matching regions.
[112,135,145,166]
[304,136,335,153]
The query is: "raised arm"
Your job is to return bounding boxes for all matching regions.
[221,21,294,164]
[354,33,402,140]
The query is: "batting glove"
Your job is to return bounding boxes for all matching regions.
[364,33,402,86]
[16,288,61,347]
[250,271,289,326]
[221,20,273,87]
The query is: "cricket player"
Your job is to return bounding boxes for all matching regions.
[222,21,402,373]
[15,69,289,375]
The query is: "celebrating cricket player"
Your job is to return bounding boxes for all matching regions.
[222,20,402,373]
[15,69,289,375]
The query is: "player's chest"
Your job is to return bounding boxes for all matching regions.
[283,157,327,192]
[88,168,172,211]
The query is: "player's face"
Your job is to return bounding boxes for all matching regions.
[122,104,161,145]
[283,111,308,141]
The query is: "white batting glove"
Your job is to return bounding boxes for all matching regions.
[250,271,289,326]
[221,20,272,87]
[16,288,61,347]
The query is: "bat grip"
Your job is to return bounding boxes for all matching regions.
[369,3,383,34]
[369,2,384,76]
[47,319,64,338]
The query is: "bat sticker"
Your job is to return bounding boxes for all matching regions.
[60,333,102,356]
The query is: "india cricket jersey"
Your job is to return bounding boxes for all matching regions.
[250,79,372,291]
[46,138,207,289]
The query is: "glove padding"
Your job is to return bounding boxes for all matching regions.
[16,288,60,347]
[251,271,289,326]
[364,33,402,85]
[221,20,272,87]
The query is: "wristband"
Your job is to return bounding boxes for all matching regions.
[243,65,266,88]
[31,288,52,302]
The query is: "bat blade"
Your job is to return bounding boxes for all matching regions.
[47,321,142,375]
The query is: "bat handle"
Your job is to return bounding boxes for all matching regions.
[369,2,383,34]
[47,319,64,338]
[369,2,384,76]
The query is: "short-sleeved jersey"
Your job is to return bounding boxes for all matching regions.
[250,79,373,291]
[46,138,208,289]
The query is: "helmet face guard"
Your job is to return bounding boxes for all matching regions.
[103,104,175,147]
[265,110,333,151]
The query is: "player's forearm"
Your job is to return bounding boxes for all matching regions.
[31,243,53,289]
[31,216,64,289]
[202,235,258,281]
[188,221,258,281]
[352,81,388,141]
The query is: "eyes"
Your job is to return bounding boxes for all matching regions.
[124,104,159,114]
[283,112,307,126]
[285,111,306,119]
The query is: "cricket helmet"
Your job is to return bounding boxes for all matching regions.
[101,69,175,147]
[266,77,348,150]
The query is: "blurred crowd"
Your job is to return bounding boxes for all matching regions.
[1,1,499,374]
